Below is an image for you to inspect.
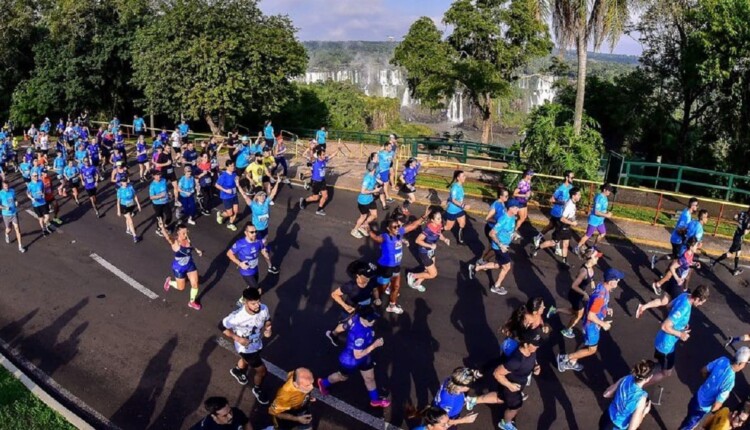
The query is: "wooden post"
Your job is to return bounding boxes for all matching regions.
[714,203,724,236]
[653,193,663,226]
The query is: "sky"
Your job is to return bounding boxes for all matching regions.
[259,0,644,57]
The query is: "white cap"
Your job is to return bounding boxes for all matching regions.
[736,346,750,364]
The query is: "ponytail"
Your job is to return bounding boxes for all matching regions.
[447,170,464,189]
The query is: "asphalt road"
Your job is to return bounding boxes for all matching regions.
[0,164,749,430]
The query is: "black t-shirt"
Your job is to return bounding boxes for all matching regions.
[340,280,375,308]
[503,349,536,385]
[737,211,750,236]
[189,408,248,430]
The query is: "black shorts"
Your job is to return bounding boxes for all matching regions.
[484,223,494,239]
[499,385,524,410]
[664,279,686,301]
[33,204,49,217]
[567,289,586,311]
[311,180,326,195]
[66,178,80,190]
[121,204,135,215]
[163,169,177,182]
[654,349,676,371]
[401,183,416,194]
[377,264,400,284]
[152,203,169,220]
[239,351,264,369]
[85,187,97,197]
[729,233,743,254]
[552,225,572,242]
[242,273,259,289]
[358,201,376,214]
[417,251,435,267]
[494,249,512,265]
[671,242,682,259]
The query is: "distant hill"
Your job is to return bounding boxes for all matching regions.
[302,41,640,77]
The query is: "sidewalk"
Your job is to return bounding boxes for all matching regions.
[301,141,747,262]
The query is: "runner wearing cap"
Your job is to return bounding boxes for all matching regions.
[444,170,470,245]
[712,205,750,276]
[226,222,278,294]
[531,187,581,267]
[0,180,26,253]
[651,197,698,270]
[557,268,624,373]
[325,260,378,347]
[644,285,710,389]
[637,237,701,318]
[110,160,128,186]
[575,183,613,256]
[317,307,391,408]
[215,159,241,231]
[351,163,382,239]
[299,147,338,216]
[493,329,542,430]
[600,359,655,430]
[249,175,281,244]
[534,170,574,254]
[468,199,521,296]
[220,287,272,404]
[407,208,450,292]
[399,157,421,212]
[476,187,509,266]
[149,170,173,237]
[512,170,533,241]
[555,247,602,338]
[116,177,142,243]
[678,348,750,430]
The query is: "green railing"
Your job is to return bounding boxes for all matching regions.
[616,160,750,202]
[410,138,520,164]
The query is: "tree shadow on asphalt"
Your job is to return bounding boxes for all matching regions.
[111,336,179,429]
[148,337,216,430]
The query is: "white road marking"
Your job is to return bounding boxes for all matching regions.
[215,337,402,430]
[89,253,159,299]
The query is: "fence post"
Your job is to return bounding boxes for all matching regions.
[624,163,631,186]
[587,183,595,214]
[653,193,663,226]
[462,144,468,164]
[726,176,734,201]
[675,167,683,193]
[714,203,724,237]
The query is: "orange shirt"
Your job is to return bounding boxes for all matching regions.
[268,372,310,417]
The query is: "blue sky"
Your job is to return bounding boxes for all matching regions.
[259,0,643,56]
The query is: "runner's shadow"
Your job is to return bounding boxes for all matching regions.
[449,269,497,369]
[148,338,216,430]
[111,336,179,429]
[196,234,238,303]
[0,308,39,344]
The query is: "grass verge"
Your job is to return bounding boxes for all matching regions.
[0,365,76,429]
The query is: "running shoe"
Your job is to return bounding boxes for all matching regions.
[370,398,391,408]
[406,272,415,288]
[227,223,237,231]
[384,286,391,295]
[325,330,339,347]
[303,181,310,190]
[465,396,478,411]
[546,305,557,318]
[650,254,657,270]
[283,178,291,184]
[725,336,740,348]
[216,211,224,224]
[554,245,562,256]
[18,246,25,253]
[268,266,280,275]
[126,228,133,236]
[155,228,164,237]
[299,197,305,209]
[409,282,425,293]
[201,209,211,216]
[230,367,248,385]
[252,386,269,405]
[560,328,575,339]
[458,229,465,245]
[316,378,329,396]
[386,303,403,314]
[529,246,538,258]
[467,264,476,280]
[373,298,382,306]
[511,232,522,243]
[186,218,195,225]
[522,392,529,401]
[315,209,326,216]
[133,236,140,244]
[41,229,48,237]
[498,419,518,430]
[556,354,567,373]
[163,277,171,292]
[568,361,584,372]
[4,234,9,244]
[350,228,362,238]
[188,301,202,310]
[651,282,663,296]
[573,246,581,258]
[95,210,101,218]
[490,286,508,295]
[733,269,744,276]
[174,200,182,207]
[386,198,394,204]
[533,234,542,249]
[358,227,368,237]
[476,258,486,266]
[52,218,63,225]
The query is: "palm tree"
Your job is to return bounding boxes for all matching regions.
[549,0,636,135]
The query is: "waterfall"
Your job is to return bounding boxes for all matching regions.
[401,88,411,107]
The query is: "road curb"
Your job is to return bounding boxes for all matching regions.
[0,338,120,430]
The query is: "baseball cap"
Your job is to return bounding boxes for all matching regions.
[506,199,522,209]
[604,268,625,282]
[736,347,750,364]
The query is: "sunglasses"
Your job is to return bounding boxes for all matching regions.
[247,230,257,234]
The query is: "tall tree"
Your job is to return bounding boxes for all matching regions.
[393,0,552,143]
[131,0,307,135]
[549,0,637,135]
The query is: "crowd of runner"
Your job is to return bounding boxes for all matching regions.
[1,114,750,430]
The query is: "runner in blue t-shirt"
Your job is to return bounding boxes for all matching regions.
[215,160,241,231]
[0,181,26,252]
[315,126,327,146]
[133,114,146,136]
[576,183,613,255]
[249,175,280,243]
[226,222,278,292]
[116,177,142,243]
[316,307,391,408]
[351,164,383,239]
[177,166,198,225]
[652,197,699,270]
[432,367,485,424]
[79,158,101,217]
[135,135,149,181]
[263,120,275,147]
[376,142,394,209]
[534,170,575,253]
[470,200,522,296]
[600,360,654,430]
[398,157,420,210]
[26,173,51,235]
[477,187,510,266]
[646,285,709,388]
[299,147,339,216]
[149,170,172,236]
[444,170,471,245]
